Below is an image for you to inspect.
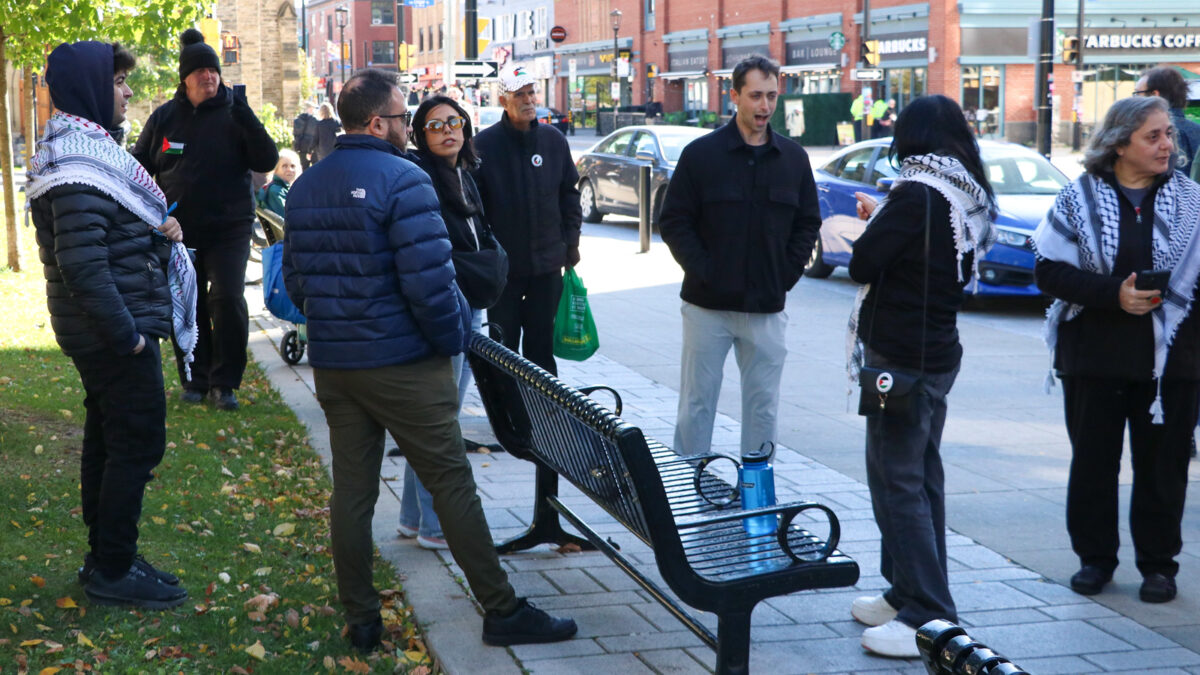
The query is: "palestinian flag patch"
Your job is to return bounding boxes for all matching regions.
[162,138,185,155]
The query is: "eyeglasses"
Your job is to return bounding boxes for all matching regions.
[424,116,466,133]
[1133,89,1152,96]
[377,111,413,126]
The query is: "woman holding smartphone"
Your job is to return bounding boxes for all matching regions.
[1034,95,1200,604]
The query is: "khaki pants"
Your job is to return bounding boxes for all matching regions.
[314,356,517,625]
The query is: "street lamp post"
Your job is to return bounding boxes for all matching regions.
[336,6,349,86]
[610,8,622,127]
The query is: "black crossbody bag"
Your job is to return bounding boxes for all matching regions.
[857,186,931,422]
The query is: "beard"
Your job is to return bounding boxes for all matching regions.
[386,124,408,152]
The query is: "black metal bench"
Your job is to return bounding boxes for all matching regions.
[917,620,1030,675]
[467,334,860,675]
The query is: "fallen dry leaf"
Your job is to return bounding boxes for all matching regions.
[54,597,77,609]
[30,575,46,588]
[272,522,295,537]
[76,633,94,648]
[242,542,262,554]
[337,655,370,673]
[245,640,267,660]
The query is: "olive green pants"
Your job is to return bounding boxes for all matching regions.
[314,356,518,625]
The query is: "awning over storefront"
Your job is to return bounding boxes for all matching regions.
[657,70,706,80]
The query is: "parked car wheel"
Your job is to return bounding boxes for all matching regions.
[580,180,603,223]
[804,238,834,279]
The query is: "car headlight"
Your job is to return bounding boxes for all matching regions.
[995,227,1032,250]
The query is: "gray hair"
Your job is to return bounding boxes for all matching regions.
[1083,95,1181,174]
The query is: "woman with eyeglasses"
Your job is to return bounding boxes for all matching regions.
[395,95,509,550]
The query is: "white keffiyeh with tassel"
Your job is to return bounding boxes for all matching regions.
[1031,171,1200,424]
[845,153,997,389]
[26,112,198,377]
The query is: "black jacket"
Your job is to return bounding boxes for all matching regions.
[1036,172,1200,380]
[292,112,317,153]
[314,118,341,162]
[414,152,509,308]
[31,185,172,357]
[658,119,821,313]
[472,114,581,277]
[849,183,973,373]
[132,83,279,247]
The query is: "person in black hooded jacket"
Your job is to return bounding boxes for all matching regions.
[132,28,278,411]
[28,41,189,610]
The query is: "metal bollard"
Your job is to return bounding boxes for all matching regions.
[637,163,651,253]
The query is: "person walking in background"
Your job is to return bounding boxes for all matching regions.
[292,102,318,170]
[850,92,866,142]
[1134,66,1200,177]
[473,65,581,376]
[870,97,888,138]
[132,28,278,411]
[282,68,576,654]
[846,95,996,657]
[1035,95,1200,605]
[396,95,509,550]
[658,55,821,458]
[258,149,301,218]
[313,102,341,163]
[29,40,190,609]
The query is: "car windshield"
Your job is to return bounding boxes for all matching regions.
[981,147,1068,195]
[655,131,706,162]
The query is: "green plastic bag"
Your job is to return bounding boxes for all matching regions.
[553,268,599,361]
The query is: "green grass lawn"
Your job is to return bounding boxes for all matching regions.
[0,223,432,673]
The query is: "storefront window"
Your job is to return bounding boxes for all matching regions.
[1080,65,1143,125]
[783,72,840,95]
[961,65,1003,138]
[685,78,709,120]
[885,67,926,111]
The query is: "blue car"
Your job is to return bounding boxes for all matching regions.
[807,138,1069,296]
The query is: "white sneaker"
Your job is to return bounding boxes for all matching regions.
[396,523,418,539]
[861,619,920,658]
[416,535,449,550]
[851,594,899,627]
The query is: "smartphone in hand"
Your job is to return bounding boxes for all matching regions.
[1135,269,1170,292]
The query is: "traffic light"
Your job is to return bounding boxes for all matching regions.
[1062,36,1079,64]
[397,42,417,71]
[862,40,880,67]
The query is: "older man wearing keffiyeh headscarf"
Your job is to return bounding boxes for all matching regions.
[27,40,193,610]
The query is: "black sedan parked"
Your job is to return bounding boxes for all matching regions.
[537,107,570,133]
[575,125,710,225]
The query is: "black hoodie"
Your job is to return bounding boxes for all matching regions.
[132,83,278,247]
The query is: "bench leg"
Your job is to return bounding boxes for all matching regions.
[495,464,596,554]
[715,609,752,675]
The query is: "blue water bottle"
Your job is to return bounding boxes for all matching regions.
[740,442,777,536]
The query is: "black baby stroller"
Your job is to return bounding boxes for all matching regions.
[256,207,307,365]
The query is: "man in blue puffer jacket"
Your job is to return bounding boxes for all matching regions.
[283,68,577,655]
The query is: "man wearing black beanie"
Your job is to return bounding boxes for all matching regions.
[133,28,279,411]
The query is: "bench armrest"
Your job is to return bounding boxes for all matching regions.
[675,501,842,563]
[578,385,623,416]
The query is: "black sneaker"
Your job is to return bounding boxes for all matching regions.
[84,563,188,610]
[482,598,577,646]
[1069,565,1112,596]
[180,389,206,404]
[348,616,383,654]
[1140,573,1177,603]
[213,388,239,411]
[78,554,180,586]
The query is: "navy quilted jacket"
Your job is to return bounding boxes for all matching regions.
[282,134,470,369]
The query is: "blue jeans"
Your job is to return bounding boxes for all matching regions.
[400,308,483,537]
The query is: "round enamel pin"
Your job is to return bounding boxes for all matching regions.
[531,154,544,167]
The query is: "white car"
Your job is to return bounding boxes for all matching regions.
[475,106,503,132]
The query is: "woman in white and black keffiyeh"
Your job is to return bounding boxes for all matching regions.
[844,95,996,658]
[1032,94,1200,605]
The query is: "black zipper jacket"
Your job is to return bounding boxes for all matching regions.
[132,83,279,247]
[658,119,821,313]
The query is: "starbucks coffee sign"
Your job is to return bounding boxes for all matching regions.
[1081,28,1200,57]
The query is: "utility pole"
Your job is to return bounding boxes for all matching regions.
[1035,0,1054,158]
[396,1,404,64]
[465,0,477,59]
[1071,0,1086,151]
[860,0,872,142]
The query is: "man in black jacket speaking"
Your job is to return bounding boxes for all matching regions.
[473,65,582,375]
[659,55,821,458]
[133,29,279,411]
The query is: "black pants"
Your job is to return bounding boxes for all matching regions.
[489,271,563,376]
[865,349,960,628]
[72,339,167,578]
[1062,376,1198,578]
[174,235,250,392]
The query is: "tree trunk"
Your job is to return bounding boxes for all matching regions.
[0,35,22,272]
